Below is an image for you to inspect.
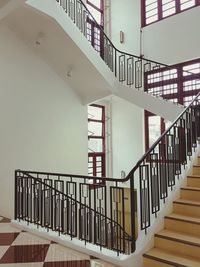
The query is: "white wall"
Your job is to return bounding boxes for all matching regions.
[110,0,141,55]
[111,96,144,179]
[0,25,88,218]
[142,6,200,64]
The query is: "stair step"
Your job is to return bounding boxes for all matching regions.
[155,229,200,258]
[187,175,200,188]
[173,199,200,217]
[192,165,200,175]
[165,213,200,236]
[156,229,200,247]
[181,186,200,201]
[143,248,200,267]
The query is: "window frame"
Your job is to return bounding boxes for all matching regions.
[141,0,200,27]
[86,0,104,56]
[144,58,200,151]
[88,104,106,182]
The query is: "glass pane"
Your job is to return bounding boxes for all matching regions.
[149,116,161,147]
[183,63,200,76]
[163,69,177,80]
[164,119,172,131]
[87,5,101,24]
[162,0,176,17]
[88,121,103,136]
[180,0,195,10]
[88,138,103,152]
[146,15,158,24]
[163,84,178,95]
[88,105,102,120]
[88,0,101,8]
[183,79,200,92]
[184,95,196,106]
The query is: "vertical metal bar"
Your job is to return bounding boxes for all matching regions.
[14,170,18,220]
[130,176,136,253]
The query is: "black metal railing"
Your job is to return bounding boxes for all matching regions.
[128,91,200,234]
[55,0,167,91]
[15,92,200,255]
[15,170,133,255]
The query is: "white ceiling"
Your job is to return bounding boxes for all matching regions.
[3,4,113,103]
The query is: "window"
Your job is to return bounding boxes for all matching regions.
[86,0,104,55]
[88,104,106,178]
[142,0,200,26]
[144,58,200,150]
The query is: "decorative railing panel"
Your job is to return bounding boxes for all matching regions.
[15,171,133,255]
[130,92,200,234]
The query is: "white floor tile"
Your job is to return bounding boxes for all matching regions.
[45,243,90,262]
[0,263,44,267]
[12,232,51,246]
[91,260,118,267]
[0,224,21,233]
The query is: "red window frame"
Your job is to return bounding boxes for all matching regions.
[86,0,104,57]
[88,104,106,182]
[144,58,200,151]
[142,0,200,27]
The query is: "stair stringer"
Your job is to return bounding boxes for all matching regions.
[25,0,184,121]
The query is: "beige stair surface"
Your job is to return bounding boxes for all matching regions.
[155,229,200,246]
[187,175,200,187]
[173,199,200,217]
[143,161,200,266]
[143,248,200,267]
[192,165,200,175]
[155,230,200,259]
[181,186,200,201]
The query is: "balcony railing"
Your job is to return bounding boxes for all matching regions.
[56,0,167,92]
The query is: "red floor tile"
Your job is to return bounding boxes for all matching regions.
[0,244,49,263]
[0,233,19,245]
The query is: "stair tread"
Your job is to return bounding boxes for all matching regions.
[174,198,200,206]
[166,213,200,222]
[188,174,200,178]
[156,229,200,245]
[144,248,200,266]
[181,186,200,191]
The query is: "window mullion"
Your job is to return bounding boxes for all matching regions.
[158,0,163,20]
[176,0,181,13]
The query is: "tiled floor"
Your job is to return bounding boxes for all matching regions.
[0,216,118,267]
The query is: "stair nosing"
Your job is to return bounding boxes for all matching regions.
[165,215,200,225]
[181,187,200,191]
[174,200,200,207]
[155,233,200,248]
[143,253,188,267]
[187,175,200,179]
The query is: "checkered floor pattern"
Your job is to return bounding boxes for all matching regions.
[0,216,117,267]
